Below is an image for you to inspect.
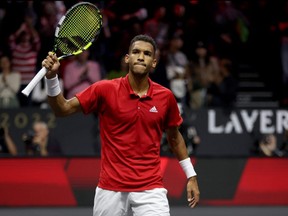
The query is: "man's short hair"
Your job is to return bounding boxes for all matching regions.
[129,34,157,53]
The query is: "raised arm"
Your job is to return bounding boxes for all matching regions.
[43,52,82,117]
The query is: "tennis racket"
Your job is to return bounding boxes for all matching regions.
[22,2,102,96]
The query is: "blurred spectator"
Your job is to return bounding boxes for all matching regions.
[8,8,41,106]
[36,1,66,71]
[165,34,190,110]
[143,5,169,50]
[149,49,170,88]
[181,107,201,156]
[22,121,62,157]
[31,2,68,106]
[0,1,31,57]
[31,2,65,110]
[257,134,284,157]
[63,50,102,99]
[206,58,237,107]
[0,55,21,108]
[101,0,148,64]
[211,0,249,67]
[0,125,18,156]
[188,41,219,109]
[181,1,212,60]
[167,2,187,38]
[120,1,147,24]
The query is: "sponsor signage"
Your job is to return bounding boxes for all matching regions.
[1,108,288,156]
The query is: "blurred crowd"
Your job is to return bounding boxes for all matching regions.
[1,0,288,157]
[1,0,288,110]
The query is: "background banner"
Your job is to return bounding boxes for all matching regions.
[0,157,287,206]
[1,108,288,156]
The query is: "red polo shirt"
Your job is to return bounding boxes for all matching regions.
[76,75,183,191]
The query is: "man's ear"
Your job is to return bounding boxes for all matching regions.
[124,54,129,63]
[152,58,157,69]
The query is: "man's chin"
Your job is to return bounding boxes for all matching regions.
[131,70,149,78]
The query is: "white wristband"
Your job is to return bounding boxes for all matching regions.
[45,75,61,97]
[179,158,197,179]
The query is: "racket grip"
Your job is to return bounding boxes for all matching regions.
[21,67,48,96]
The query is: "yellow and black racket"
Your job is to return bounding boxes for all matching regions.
[22,2,102,96]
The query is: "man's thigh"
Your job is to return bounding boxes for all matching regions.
[130,188,170,216]
[93,187,129,216]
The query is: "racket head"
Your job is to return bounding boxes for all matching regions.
[54,2,103,60]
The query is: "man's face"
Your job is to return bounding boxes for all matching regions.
[33,124,48,141]
[125,41,157,77]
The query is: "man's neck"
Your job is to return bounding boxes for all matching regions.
[128,73,150,97]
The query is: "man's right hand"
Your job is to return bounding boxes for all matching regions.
[43,52,60,79]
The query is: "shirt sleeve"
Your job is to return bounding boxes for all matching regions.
[75,80,107,115]
[164,91,183,129]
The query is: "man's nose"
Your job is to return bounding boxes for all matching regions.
[138,52,144,60]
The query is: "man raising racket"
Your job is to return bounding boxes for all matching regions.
[42,34,200,216]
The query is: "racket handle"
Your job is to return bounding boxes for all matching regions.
[21,67,48,96]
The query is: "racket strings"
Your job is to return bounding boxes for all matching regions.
[55,4,102,55]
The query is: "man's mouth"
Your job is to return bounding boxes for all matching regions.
[134,63,146,67]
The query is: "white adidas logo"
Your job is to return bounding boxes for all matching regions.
[149,106,158,113]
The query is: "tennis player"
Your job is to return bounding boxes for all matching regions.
[42,34,200,216]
